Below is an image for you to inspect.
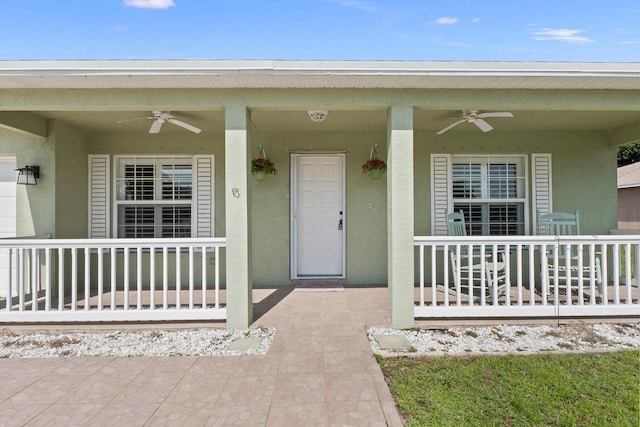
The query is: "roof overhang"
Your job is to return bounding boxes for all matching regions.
[1,60,640,90]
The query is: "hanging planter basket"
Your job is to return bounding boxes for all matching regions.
[251,145,277,180]
[362,144,386,180]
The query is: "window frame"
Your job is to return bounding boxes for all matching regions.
[113,155,196,239]
[448,154,530,236]
[450,154,529,236]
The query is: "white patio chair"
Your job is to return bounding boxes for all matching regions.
[446,211,507,302]
[536,210,603,297]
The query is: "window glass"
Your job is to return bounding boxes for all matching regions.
[116,157,192,238]
[452,156,526,236]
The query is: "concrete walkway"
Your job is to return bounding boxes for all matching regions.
[0,286,404,426]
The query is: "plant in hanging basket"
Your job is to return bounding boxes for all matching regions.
[362,157,386,174]
[252,145,277,177]
[251,157,277,175]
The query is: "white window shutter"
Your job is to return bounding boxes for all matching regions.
[531,153,552,233]
[431,154,451,236]
[193,155,215,237]
[88,155,110,238]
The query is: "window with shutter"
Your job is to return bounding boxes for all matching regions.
[431,153,551,236]
[88,155,214,239]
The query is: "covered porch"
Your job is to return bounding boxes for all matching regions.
[1,60,639,328]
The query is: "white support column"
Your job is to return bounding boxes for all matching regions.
[387,104,415,329]
[225,105,253,329]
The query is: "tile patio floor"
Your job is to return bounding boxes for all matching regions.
[0,285,404,426]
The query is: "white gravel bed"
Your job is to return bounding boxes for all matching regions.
[0,327,274,358]
[368,322,640,356]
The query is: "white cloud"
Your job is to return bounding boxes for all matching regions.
[436,17,458,25]
[532,28,593,43]
[620,41,640,45]
[471,17,481,23]
[123,0,175,9]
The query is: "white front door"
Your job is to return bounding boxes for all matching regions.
[292,154,345,277]
[0,157,17,298]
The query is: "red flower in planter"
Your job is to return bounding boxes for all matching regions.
[362,157,387,174]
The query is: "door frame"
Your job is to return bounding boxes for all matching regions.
[290,153,346,279]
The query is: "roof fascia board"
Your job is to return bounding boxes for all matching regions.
[1,60,639,78]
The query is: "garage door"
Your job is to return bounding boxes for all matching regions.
[0,157,17,298]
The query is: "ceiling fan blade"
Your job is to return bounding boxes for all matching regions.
[477,112,513,118]
[436,119,467,135]
[117,116,152,123]
[168,118,202,134]
[473,118,494,132]
[149,119,163,134]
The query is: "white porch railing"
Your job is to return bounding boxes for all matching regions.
[0,238,226,322]
[414,235,640,318]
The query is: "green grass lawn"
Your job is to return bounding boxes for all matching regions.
[377,350,639,426]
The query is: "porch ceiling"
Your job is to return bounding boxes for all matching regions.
[3,60,639,135]
[32,107,640,134]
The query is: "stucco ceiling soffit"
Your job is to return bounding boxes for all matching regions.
[0,112,47,139]
[608,120,640,147]
[0,89,232,112]
[411,89,640,111]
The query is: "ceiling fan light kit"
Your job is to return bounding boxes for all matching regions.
[117,111,202,134]
[308,110,328,122]
[437,110,513,135]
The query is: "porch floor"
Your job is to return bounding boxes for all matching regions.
[0,285,403,426]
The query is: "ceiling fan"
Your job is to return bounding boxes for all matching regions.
[436,110,513,135]
[117,111,201,134]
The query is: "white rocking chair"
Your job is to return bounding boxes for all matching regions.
[536,210,603,298]
[446,211,507,302]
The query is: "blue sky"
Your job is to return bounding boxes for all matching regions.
[2,0,639,62]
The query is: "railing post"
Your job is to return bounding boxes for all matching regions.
[18,248,24,311]
[110,247,116,310]
[188,246,194,310]
[613,244,620,304]
[58,248,64,311]
[175,246,181,310]
[84,247,90,311]
[163,247,168,310]
[123,247,129,310]
[202,245,207,309]
[31,248,38,311]
[71,247,77,311]
[600,244,607,305]
[418,244,424,307]
[150,247,155,310]
[45,248,51,311]
[137,247,143,311]
[97,247,103,310]
[430,245,437,307]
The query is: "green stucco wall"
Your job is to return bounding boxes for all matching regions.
[250,130,388,285]
[88,130,227,239]
[0,127,55,237]
[7,121,616,287]
[415,129,618,236]
[85,128,390,286]
[53,121,88,238]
